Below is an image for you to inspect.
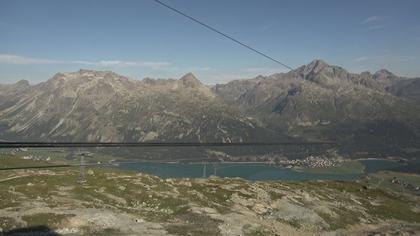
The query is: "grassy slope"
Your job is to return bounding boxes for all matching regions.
[0,155,420,235]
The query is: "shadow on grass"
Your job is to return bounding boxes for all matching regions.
[2,225,59,236]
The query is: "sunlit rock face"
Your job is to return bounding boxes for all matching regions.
[0,70,281,142]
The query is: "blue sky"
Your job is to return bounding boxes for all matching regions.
[0,0,419,84]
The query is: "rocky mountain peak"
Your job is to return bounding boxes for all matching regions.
[294,59,351,84]
[15,79,30,87]
[49,69,128,84]
[309,59,328,67]
[374,69,395,78]
[372,69,401,86]
[180,73,202,87]
[294,59,336,79]
[76,69,122,79]
[304,59,329,72]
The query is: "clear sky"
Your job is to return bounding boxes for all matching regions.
[1,0,419,84]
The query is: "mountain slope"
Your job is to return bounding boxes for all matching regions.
[213,60,420,150]
[387,77,420,103]
[0,70,282,142]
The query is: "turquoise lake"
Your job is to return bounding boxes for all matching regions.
[360,159,403,173]
[117,163,350,181]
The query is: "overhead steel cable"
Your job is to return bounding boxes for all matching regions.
[152,0,294,71]
[0,141,337,149]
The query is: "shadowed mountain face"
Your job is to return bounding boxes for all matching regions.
[214,60,418,122]
[213,60,420,150]
[0,60,420,152]
[387,77,420,103]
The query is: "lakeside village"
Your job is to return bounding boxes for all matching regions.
[390,177,420,194]
[207,150,348,169]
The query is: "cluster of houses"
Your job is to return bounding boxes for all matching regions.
[390,177,420,194]
[8,148,28,155]
[277,156,345,169]
[218,153,346,169]
[22,155,51,161]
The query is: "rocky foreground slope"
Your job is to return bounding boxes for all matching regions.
[0,156,419,235]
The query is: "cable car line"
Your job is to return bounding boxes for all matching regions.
[152,0,294,71]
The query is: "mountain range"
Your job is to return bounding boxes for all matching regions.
[1,59,420,157]
[213,60,420,151]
